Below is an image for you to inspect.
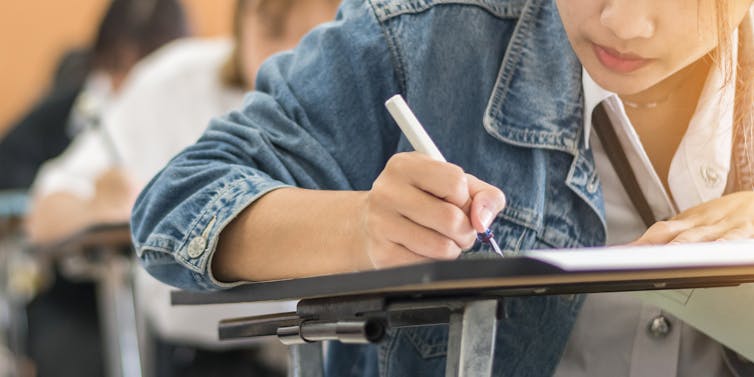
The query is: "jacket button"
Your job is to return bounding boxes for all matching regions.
[586,179,598,194]
[187,236,207,258]
[700,165,722,187]
[647,315,672,338]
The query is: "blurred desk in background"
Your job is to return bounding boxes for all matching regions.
[0,191,32,377]
[32,222,140,377]
[0,191,28,237]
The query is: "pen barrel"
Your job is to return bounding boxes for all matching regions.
[385,95,446,162]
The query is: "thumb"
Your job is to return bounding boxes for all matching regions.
[466,174,506,233]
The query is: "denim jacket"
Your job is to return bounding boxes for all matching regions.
[132,0,607,375]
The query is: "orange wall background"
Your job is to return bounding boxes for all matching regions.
[0,0,234,137]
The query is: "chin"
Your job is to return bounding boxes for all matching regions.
[583,63,657,96]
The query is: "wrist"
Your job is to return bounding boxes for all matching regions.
[349,190,377,271]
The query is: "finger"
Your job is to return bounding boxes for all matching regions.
[391,185,476,249]
[466,174,506,233]
[631,220,694,245]
[386,153,470,208]
[669,225,727,244]
[369,241,432,269]
[672,195,738,224]
[380,213,464,260]
[715,226,754,242]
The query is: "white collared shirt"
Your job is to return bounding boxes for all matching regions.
[555,35,738,377]
[33,38,245,198]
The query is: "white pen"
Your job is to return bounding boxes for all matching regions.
[384,94,506,257]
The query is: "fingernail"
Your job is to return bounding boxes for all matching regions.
[479,207,494,229]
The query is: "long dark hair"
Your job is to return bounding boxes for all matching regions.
[91,0,189,72]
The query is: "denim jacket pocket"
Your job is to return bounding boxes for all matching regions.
[404,325,448,359]
[379,325,448,376]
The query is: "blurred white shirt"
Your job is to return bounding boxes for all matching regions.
[34,38,243,197]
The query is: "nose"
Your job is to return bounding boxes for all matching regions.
[600,0,655,41]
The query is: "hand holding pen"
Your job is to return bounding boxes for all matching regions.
[359,95,506,269]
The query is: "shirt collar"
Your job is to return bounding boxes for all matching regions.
[581,68,614,148]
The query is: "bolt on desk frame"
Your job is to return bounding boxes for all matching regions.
[172,245,754,377]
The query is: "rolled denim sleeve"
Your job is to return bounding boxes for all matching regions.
[131,0,402,291]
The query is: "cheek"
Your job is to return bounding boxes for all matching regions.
[665,0,718,56]
[660,16,717,71]
[556,0,596,35]
[555,0,605,60]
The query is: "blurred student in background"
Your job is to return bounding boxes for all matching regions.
[25,0,340,244]
[0,0,187,193]
[8,1,188,377]
[26,0,340,375]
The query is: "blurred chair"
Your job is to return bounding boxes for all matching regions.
[0,191,38,377]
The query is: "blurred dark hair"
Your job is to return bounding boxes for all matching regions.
[51,49,92,93]
[91,0,189,72]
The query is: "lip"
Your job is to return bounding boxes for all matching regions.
[592,43,652,74]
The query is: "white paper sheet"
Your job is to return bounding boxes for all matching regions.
[527,241,754,271]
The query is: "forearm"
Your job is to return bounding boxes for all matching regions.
[26,192,94,245]
[212,187,374,282]
[26,171,136,245]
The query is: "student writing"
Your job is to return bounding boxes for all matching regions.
[132,1,754,376]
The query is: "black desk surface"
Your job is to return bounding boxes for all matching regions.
[172,243,754,306]
[31,222,131,257]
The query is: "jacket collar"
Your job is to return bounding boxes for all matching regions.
[483,0,584,154]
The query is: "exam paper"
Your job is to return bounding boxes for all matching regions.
[526,241,754,271]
